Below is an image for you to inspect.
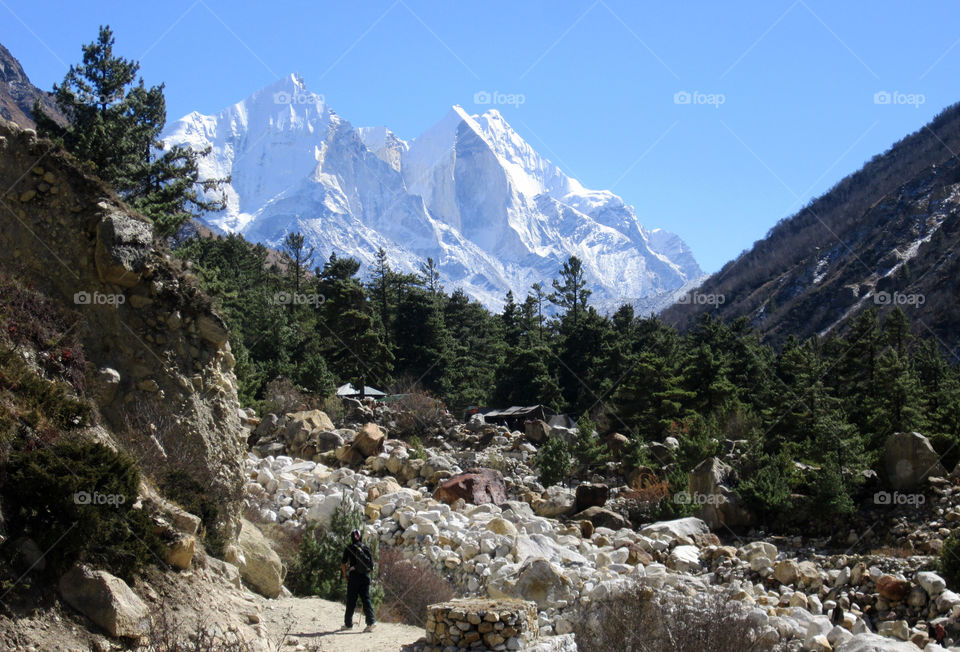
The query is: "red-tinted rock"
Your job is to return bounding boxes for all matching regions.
[575,483,610,513]
[876,574,911,601]
[434,468,506,506]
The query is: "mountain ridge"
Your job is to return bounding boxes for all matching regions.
[662,102,960,353]
[163,74,702,311]
[0,42,64,129]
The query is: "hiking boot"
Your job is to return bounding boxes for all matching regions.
[339,624,353,631]
[363,623,377,632]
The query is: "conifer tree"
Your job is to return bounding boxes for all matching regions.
[317,254,393,389]
[419,257,443,295]
[530,282,547,339]
[393,287,449,392]
[34,25,225,236]
[282,232,315,297]
[549,256,591,328]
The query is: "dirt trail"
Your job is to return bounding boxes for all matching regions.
[257,595,423,652]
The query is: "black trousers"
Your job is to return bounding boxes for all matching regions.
[345,572,375,626]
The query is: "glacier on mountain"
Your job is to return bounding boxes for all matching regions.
[163,74,701,311]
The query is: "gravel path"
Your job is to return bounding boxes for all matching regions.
[258,595,423,652]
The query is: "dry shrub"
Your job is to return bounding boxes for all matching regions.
[0,271,87,393]
[319,394,345,426]
[261,377,324,415]
[574,582,783,652]
[392,390,446,438]
[142,595,299,651]
[144,607,256,651]
[376,546,455,626]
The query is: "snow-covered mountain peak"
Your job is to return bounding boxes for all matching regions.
[357,126,407,172]
[163,77,703,312]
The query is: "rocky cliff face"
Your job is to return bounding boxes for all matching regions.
[0,118,244,542]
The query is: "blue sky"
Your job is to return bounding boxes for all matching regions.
[3,1,958,273]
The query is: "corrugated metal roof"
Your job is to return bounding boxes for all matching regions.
[336,383,386,397]
[483,405,554,418]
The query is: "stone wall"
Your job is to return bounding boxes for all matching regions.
[422,598,540,651]
[0,119,244,542]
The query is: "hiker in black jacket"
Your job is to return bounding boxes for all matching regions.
[340,529,376,632]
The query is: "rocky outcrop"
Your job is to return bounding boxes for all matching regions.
[835,632,923,651]
[58,565,149,638]
[884,432,947,490]
[524,420,551,444]
[352,422,386,458]
[530,486,576,518]
[94,212,153,287]
[574,484,609,513]
[570,506,629,530]
[0,118,245,543]
[688,457,754,529]
[602,432,628,455]
[638,516,709,540]
[489,559,572,610]
[234,518,284,598]
[876,574,911,601]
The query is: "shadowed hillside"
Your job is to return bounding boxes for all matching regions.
[663,103,960,356]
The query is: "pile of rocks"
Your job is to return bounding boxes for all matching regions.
[239,406,960,651]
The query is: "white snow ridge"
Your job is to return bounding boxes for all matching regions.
[163,74,702,311]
